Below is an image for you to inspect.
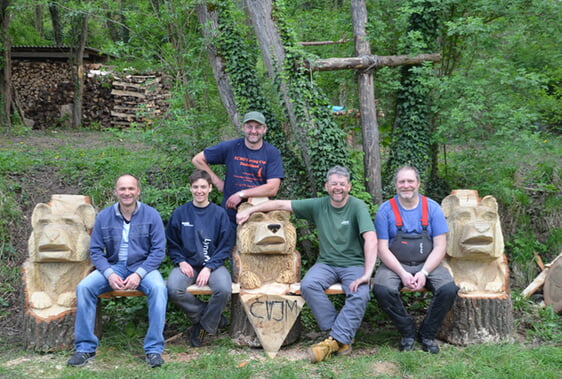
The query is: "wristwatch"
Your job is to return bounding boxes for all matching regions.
[238,191,245,199]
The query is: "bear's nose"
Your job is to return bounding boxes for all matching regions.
[268,224,281,233]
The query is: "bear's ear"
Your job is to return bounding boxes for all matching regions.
[480,195,498,211]
[441,195,460,218]
[31,203,52,228]
[75,204,96,231]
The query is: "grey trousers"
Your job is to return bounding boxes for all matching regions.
[167,265,231,334]
[301,263,371,345]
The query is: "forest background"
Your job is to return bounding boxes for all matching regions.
[0,0,560,378]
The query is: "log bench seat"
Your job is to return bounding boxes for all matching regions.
[97,281,424,299]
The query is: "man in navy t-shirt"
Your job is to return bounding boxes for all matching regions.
[192,111,284,225]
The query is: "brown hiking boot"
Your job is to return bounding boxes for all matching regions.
[308,337,339,363]
[336,342,352,356]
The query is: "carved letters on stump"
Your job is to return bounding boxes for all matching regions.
[439,190,513,345]
[22,195,96,351]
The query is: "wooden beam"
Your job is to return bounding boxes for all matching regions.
[308,53,441,72]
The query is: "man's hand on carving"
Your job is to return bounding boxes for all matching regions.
[123,273,141,290]
[108,273,125,290]
[236,209,251,224]
[196,267,211,287]
[179,261,195,278]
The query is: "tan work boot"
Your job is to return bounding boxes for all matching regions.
[308,337,339,363]
[336,342,352,356]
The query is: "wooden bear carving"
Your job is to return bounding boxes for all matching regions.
[234,201,299,289]
[23,195,96,319]
[441,190,509,295]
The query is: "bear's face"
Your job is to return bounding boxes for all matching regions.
[237,209,296,255]
[442,193,504,260]
[28,197,96,263]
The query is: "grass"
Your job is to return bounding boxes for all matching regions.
[0,337,560,378]
[0,129,561,378]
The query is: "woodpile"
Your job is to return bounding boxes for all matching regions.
[12,61,171,129]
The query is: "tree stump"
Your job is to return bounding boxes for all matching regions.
[440,190,514,345]
[439,293,513,345]
[22,195,95,351]
[544,254,562,313]
[22,308,77,352]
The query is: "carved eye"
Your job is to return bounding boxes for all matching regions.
[269,211,288,222]
[481,212,497,222]
[249,212,267,222]
[454,210,473,223]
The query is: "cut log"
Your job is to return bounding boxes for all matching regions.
[439,293,513,345]
[544,255,562,313]
[22,308,77,352]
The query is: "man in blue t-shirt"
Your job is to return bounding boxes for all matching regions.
[373,165,458,354]
[192,111,284,225]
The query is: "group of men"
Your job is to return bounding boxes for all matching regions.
[67,111,458,368]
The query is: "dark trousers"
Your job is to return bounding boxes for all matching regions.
[373,281,458,339]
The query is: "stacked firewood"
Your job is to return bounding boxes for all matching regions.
[12,61,171,129]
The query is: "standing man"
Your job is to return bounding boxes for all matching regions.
[166,169,235,348]
[67,174,167,368]
[192,111,284,226]
[372,165,458,354]
[237,166,377,363]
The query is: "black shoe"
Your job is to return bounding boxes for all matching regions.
[399,337,415,352]
[420,338,439,354]
[146,353,164,368]
[67,352,96,367]
[218,315,229,330]
[190,322,208,347]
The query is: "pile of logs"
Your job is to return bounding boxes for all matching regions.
[12,61,171,129]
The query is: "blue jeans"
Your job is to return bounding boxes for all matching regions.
[301,263,370,345]
[74,262,167,354]
[167,265,231,334]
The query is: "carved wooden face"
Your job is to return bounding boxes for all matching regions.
[28,199,95,263]
[237,209,296,255]
[442,194,504,259]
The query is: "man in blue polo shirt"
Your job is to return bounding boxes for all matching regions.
[192,111,284,227]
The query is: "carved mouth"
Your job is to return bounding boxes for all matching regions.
[461,236,493,247]
[257,236,285,245]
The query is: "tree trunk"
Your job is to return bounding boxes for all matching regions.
[0,0,12,128]
[48,2,62,47]
[244,0,316,193]
[195,3,239,127]
[438,294,514,345]
[351,0,382,204]
[71,11,89,129]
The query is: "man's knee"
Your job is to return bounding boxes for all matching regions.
[373,284,400,304]
[435,281,459,300]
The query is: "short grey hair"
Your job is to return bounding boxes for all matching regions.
[326,165,351,182]
[393,165,420,184]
